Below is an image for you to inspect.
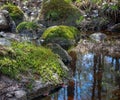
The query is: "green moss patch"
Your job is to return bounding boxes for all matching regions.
[42,25,79,40]
[1,3,24,25]
[0,42,67,84]
[16,21,39,33]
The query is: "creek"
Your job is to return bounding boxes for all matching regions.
[40,51,120,100]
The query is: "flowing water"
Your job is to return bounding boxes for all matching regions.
[40,52,120,100]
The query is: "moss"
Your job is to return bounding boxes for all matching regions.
[1,3,24,25]
[16,21,39,33]
[42,25,79,40]
[40,0,81,25]
[0,42,67,84]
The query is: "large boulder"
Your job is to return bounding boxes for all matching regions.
[47,43,72,64]
[41,25,80,49]
[0,42,69,99]
[0,10,16,32]
[39,0,83,27]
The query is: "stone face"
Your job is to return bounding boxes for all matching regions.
[47,43,72,64]
[0,11,9,29]
[44,37,75,50]
[90,32,107,42]
[109,23,120,33]
[0,10,16,32]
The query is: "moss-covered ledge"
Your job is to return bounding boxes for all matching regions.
[0,42,69,99]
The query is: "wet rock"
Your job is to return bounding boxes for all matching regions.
[47,43,72,64]
[109,23,120,33]
[28,80,61,100]
[90,32,107,42]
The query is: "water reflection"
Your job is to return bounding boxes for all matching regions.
[41,53,120,100]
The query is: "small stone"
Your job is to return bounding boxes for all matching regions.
[15,90,27,100]
[6,93,14,98]
[0,38,11,46]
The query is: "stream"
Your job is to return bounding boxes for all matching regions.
[40,52,120,100]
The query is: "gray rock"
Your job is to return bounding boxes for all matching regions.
[0,32,21,41]
[6,92,14,98]
[44,37,75,50]
[0,10,16,32]
[28,80,55,100]
[109,23,120,32]
[0,11,9,29]
[90,32,107,42]
[0,38,11,46]
[47,43,72,64]
[15,90,27,100]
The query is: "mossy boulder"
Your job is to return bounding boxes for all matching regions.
[39,0,83,26]
[16,22,40,41]
[0,42,68,84]
[16,21,45,39]
[16,21,39,34]
[1,3,24,25]
[41,25,80,49]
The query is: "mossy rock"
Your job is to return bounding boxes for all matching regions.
[0,42,68,84]
[16,21,39,33]
[40,0,83,26]
[1,3,24,25]
[41,25,80,49]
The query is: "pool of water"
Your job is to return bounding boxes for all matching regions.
[40,52,120,100]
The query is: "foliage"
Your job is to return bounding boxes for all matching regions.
[102,3,120,23]
[76,16,84,25]
[1,3,24,25]
[42,25,79,40]
[0,42,67,84]
[16,21,39,32]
